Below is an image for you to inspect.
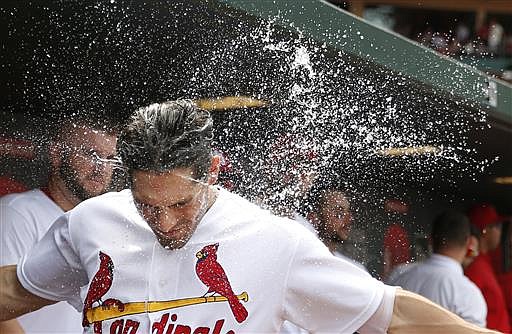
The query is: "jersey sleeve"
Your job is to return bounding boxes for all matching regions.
[17,212,87,310]
[0,205,39,266]
[283,231,395,333]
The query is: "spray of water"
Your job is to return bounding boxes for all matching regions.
[1,1,496,272]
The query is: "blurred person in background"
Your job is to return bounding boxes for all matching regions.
[456,22,470,46]
[388,210,487,327]
[465,203,510,333]
[502,220,512,328]
[382,199,412,281]
[306,187,367,271]
[281,187,367,334]
[488,18,504,55]
[463,224,482,269]
[491,219,512,329]
[0,113,118,333]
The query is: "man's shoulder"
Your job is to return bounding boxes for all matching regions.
[69,190,134,223]
[334,251,368,272]
[0,188,50,207]
[205,189,310,241]
[292,212,318,235]
[388,260,455,284]
[0,189,60,219]
[403,260,480,296]
[75,189,131,209]
[412,260,457,278]
[387,262,419,283]
[211,188,275,224]
[64,190,140,240]
[0,189,63,265]
[460,275,486,296]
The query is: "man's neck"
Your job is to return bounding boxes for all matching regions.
[206,186,218,211]
[47,175,80,212]
[436,248,465,264]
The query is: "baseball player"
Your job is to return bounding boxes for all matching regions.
[0,114,118,333]
[0,100,500,333]
[304,187,366,269]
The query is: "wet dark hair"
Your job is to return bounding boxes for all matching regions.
[469,223,482,239]
[117,100,213,179]
[307,183,350,213]
[431,210,470,253]
[320,188,349,205]
[53,111,120,143]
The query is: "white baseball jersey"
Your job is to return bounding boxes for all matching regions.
[281,214,369,334]
[18,188,395,333]
[0,189,83,333]
[387,254,487,327]
[290,215,368,272]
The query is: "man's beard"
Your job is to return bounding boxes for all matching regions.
[59,155,99,201]
[317,226,344,244]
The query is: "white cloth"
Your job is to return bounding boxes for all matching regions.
[387,254,487,327]
[291,214,367,272]
[385,262,412,284]
[0,189,83,333]
[333,251,367,273]
[292,212,317,235]
[281,215,369,334]
[18,188,395,333]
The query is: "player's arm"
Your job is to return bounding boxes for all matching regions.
[0,265,55,321]
[388,289,499,334]
[0,319,25,334]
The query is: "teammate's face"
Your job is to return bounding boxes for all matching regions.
[318,192,352,242]
[131,167,212,250]
[58,126,117,201]
[483,223,502,251]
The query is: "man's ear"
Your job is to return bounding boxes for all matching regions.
[465,236,479,257]
[465,236,472,248]
[207,155,221,185]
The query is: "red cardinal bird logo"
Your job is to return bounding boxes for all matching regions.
[195,243,249,323]
[83,251,124,332]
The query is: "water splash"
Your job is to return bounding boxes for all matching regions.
[1,1,497,273]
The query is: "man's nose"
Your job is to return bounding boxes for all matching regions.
[156,209,178,232]
[92,159,112,173]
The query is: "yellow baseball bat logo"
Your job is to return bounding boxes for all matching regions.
[86,292,249,323]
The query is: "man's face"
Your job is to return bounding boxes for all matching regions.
[131,167,211,250]
[58,125,117,201]
[484,223,502,251]
[318,191,352,243]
